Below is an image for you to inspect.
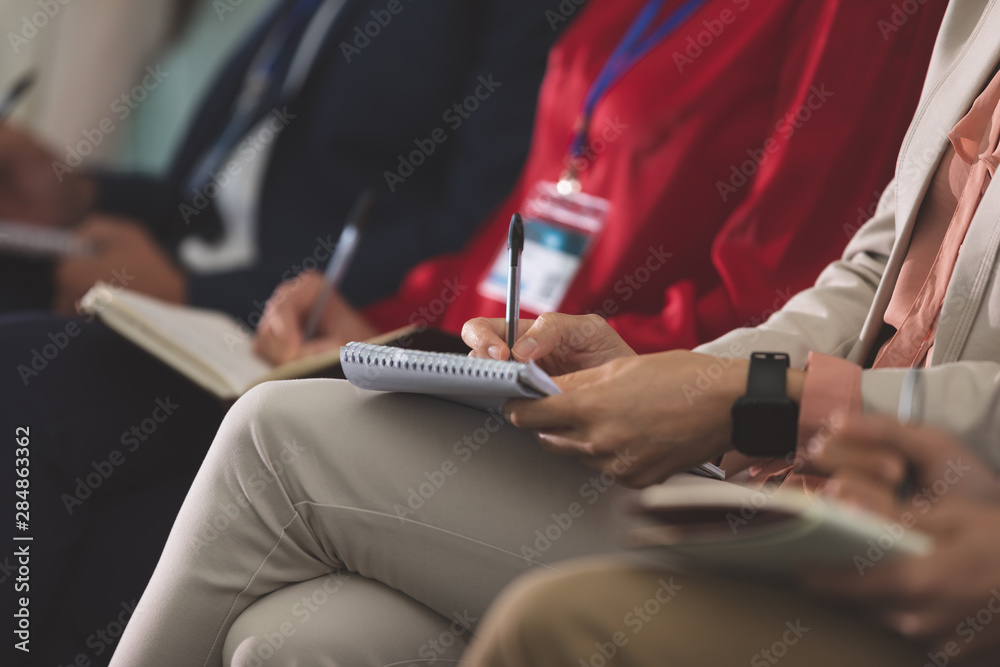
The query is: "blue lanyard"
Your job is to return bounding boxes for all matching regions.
[567,0,706,162]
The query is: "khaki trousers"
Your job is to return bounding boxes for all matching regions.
[463,557,927,667]
[109,380,636,666]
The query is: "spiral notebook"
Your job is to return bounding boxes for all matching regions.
[340,342,726,480]
[340,341,561,410]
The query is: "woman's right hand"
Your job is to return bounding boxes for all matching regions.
[461,312,636,376]
[253,270,378,365]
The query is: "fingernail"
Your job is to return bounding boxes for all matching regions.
[512,337,537,360]
[488,345,503,360]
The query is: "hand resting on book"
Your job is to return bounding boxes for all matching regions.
[254,269,378,364]
[795,416,1000,663]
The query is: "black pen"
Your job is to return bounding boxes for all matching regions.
[0,71,36,121]
[303,188,376,340]
[506,213,524,353]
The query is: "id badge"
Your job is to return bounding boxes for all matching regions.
[479,181,610,314]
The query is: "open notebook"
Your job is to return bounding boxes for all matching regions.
[80,283,420,400]
[628,474,931,575]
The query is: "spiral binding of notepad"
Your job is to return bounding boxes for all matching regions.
[342,342,522,381]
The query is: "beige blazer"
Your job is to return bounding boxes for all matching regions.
[698,0,1000,464]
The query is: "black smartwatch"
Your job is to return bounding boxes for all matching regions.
[731,352,799,457]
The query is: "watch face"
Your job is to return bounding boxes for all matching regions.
[731,399,799,457]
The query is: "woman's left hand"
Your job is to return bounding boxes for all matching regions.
[504,350,755,487]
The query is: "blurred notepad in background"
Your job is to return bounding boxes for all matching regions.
[0,221,97,258]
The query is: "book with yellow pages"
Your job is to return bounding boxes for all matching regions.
[79,283,449,400]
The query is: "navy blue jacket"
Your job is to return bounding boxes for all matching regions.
[96,0,565,318]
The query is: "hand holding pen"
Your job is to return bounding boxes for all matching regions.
[253,189,379,364]
[303,188,376,339]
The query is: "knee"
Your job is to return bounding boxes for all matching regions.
[213,379,360,476]
[210,381,315,471]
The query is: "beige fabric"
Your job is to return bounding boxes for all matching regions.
[463,557,924,667]
[4,0,176,162]
[697,0,1000,465]
[109,380,638,666]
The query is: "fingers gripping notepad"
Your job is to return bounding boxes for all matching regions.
[340,342,561,410]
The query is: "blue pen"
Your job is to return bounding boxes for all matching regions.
[0,71,36,120]
[303,188,376,340]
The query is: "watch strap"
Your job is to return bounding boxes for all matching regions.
[745,352,789,399]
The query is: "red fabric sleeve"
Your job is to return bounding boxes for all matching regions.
[798,352,863,448]
[606,1,946,354]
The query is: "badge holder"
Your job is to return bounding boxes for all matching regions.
[479,181,610,314]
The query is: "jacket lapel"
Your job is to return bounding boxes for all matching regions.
[853,0,1000,364]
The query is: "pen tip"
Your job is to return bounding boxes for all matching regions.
[508,213,524,250]
[348,188,377,232]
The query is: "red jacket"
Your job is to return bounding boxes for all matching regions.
[365,0,947,353]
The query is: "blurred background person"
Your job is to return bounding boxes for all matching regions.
[254,0,952,361]
[0,0,556,318]
[0,1,567,665]
[462,418,1000,667]
[1,0,182,164]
